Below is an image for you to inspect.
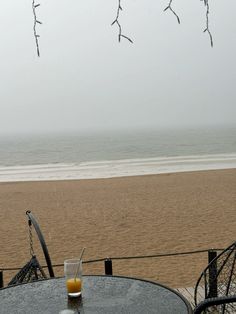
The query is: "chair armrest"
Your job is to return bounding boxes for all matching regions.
[194,295,236,314]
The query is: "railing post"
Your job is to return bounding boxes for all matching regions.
[104,258,113,275]
[0,270,3,288]
[208,249,217,298]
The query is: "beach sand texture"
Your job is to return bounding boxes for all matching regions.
[0,169,236,288]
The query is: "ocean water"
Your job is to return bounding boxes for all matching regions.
[0,126,236,182]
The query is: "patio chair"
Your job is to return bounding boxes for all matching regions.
[194,240,236,313]
[8,211,54,286]
[194,295,236,313]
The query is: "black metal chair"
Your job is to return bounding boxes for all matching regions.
[194,240,236,313]
[194,295,236,314]
[8,211,54,286]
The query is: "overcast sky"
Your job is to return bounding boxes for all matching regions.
[0,0,236,135]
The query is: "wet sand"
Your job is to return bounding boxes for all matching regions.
[0,169,236,288]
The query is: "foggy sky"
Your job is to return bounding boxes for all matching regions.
[0,0,236,135]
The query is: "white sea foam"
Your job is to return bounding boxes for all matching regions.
[0,153,236,183]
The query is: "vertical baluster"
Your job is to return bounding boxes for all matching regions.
[208,249,217,298]
[0,270,3,288]
[104,258,113,275]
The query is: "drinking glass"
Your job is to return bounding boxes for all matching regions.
[64,259,82,298]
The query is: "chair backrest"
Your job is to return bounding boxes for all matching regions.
[194,240,236,313]
[8,255,48,286]
[7,211,54,286]
[194,295,236,314]
[26,210,55,278]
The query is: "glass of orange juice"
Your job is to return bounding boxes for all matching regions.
[64,259,82,298]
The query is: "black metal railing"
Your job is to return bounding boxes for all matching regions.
[0,248,223,289]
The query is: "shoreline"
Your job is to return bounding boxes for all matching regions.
[1,166,236,185]
[0,168,236,288]
[0,152,236,183]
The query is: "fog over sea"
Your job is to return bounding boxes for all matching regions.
[0,126,236,182]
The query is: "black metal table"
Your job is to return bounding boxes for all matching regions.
[0,275,193,314]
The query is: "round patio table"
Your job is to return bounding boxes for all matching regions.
[0,275,193,314]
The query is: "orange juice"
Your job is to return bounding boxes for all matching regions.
[66,278,82,296]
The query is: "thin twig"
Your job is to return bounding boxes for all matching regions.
[111,0,133,43]
[164,0,180,24]
[32,0,42,57]
[202,0,213,47]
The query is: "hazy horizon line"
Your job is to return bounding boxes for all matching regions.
[0,123,235,138]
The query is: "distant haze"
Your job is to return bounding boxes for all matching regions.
[0,0,236,135]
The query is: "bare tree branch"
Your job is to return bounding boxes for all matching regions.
[30,0,215,55]
[111,0,133,43]
[164,0,180,24]
[32,0,42,57]
[202,0,213,47]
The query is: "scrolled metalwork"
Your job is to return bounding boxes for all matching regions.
[194,241,236,313]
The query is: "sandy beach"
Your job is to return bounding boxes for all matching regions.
[0,169,236,288]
